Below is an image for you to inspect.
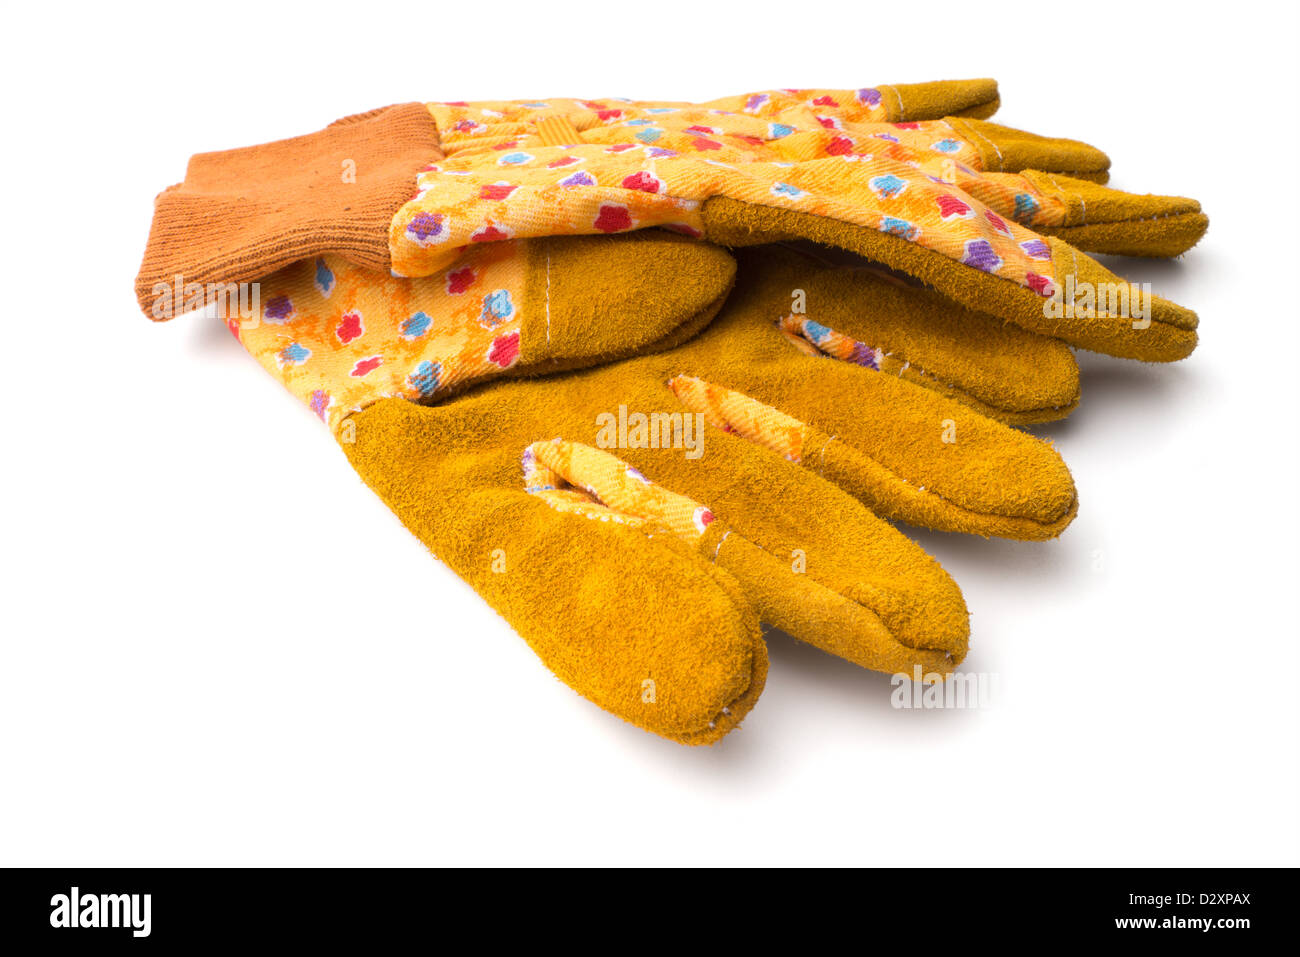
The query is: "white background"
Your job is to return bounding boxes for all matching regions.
[2,1,1296,867]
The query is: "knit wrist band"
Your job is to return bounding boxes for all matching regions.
[134,102,441,319]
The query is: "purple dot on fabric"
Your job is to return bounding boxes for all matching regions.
[407,212,445,242]
[264,295,293,321]
[852,344,880,370]
[963,240,1002,273]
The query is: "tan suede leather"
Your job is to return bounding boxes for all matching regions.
[337,245,1079,742]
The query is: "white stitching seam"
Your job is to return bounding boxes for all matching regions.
[814,433,838,478]
[783,321,1060,419]
[883,84,905,121]
[1052,210,1199,226]
[711,529,732,563]
[960,118,1004,171]
[1046,172,1086,225]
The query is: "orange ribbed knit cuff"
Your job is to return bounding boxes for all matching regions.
[134,102,441,319]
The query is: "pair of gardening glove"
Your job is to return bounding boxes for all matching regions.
[136,80,1205,743]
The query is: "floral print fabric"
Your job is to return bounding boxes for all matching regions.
[233,244,527,433]
[388,88,1062,300]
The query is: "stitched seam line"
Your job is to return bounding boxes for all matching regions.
[883,84,905,121]
[1045,210,1201,226]
[961,119,1004,171]
[1046,172,1085,225]
[544,253,552,346]
[711,529,733,564]
[825,435,1075,531]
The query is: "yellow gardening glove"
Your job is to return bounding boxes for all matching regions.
[209,240,1080,743]
[136,83,1202,365]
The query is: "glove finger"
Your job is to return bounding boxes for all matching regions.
[839,122,1204,257]
[941,117,1111,181]
[692,80,1000,123]
[343,397,767,745]
[702,199,1199,362]
[998,170,1208,258]
[850,116,1107,180]
[740,245,1079,422]
[662,346,1078,541]
[609,427,970,675]
[881,79,1001,121]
